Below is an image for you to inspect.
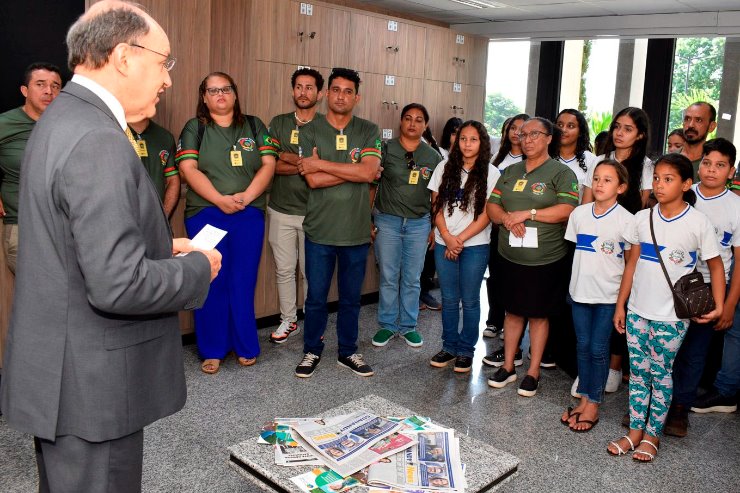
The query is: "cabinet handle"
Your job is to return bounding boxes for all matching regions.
[382,100,389,108]
[298,31,304,42]
[391,101,399,109]
[386,45,399,52]
[309,31,317,39]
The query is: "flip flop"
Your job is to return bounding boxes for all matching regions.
[238,356,257,367]
[560,406,581,426]
[201,359,220,374]
[571,414,599,433]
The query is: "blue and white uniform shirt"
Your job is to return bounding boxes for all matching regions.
[692,184,740,283]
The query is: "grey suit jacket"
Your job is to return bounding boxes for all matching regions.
[0,82,211,442]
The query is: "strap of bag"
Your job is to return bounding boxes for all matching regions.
[649,208,678,296]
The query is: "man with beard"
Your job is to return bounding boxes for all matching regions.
[682,101,717,182]
[293,67,381,378]
[267,68,325,344]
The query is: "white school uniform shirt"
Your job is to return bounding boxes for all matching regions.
[428,160,500,247]
[496,152,524,171]
[626,204,721,322]
[692,184,740,283]
[559,150,599,202]
[565,202,635,304]
[586,152,654,191]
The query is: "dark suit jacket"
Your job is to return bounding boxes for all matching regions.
[0,82,211,442]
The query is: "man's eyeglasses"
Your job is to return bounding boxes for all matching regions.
[405,151,417,170]
[205,86,234,96]
[517,130,550,142]
[130,43,176,71]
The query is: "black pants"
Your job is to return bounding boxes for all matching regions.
[485,226,505,328]
[420,247,436,295]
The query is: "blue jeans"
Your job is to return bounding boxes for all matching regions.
[434,243,489,358]
[571,302,615,403]
[373,211,431,335]
[303,238,369,357]
[715,298,740,396]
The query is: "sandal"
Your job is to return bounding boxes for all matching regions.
[201,359,220,374]
[570,415,599,433]
[560,407,580,426]
[238,356,256,367]
[607,435,636,456]
[633,439,659,463]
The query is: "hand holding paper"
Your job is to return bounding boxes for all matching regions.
[509,227,538,248]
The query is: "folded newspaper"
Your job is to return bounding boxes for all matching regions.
[290,411,418,477]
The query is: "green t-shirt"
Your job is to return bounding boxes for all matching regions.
[488,158,579,266]
[299,116,381,246]
[375,138,441,218]
[267,112,325,216]
[129,120,178,201]
[176,117,277,217]
[0,107,35,224]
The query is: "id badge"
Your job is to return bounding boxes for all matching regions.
[513,179,527,192]
[336,134,347,151]
[409,170,420,185]
[230,150,243,166]
[136,140,148,158]
[290,129,300,145]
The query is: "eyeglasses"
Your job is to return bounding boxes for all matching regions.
[517,130,550,141]
[205,86,234,96]
[405,151,417,170]
[130,43,176,71]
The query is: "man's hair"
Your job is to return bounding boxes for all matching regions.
[703,137,737,167]
[291,68,324,91]
[328,67,361,94]
[690,101,717,123]
[23,62,62,86]
[66,6,150,70]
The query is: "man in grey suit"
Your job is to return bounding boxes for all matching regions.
[0,1,221,491]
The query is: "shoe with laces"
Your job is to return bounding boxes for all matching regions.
[429,350,455,368]
[488,367,517,388]
[482,348,523,368]
[419,292,442,311]
[517,375,539,397]
[482,324,500,338]
[454,355,473,373]
[691,389,738,413]
[295,352,321,378]
[270,320,300,344]
[338,353,374,377]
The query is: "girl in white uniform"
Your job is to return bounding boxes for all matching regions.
[556,109,599,203]
[491,113,529,171]
[608,153,725,462]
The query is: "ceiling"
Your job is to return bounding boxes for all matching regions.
[352,0,740,40]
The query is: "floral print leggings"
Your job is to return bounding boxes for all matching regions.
[626,311,688,436]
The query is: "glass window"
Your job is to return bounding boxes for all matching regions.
[484,41,530,137]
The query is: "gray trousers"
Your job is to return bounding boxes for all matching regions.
[35,430,143,493]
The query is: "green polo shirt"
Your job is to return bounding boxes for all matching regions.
[129,120,178,201]
[375,138,441,218]
[488,158,578,266]
[267,112,325,216]
[0,107,35,224]
[299,116,381,246]
[176,117,277,217]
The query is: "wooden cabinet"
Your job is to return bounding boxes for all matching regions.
[355,73,424,138]
[349,13,426,79]
[424,81,485,141]
[424,28,486,85]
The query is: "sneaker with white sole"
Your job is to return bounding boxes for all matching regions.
[337,353,374,377]
[488,367,517,388]
[482,348,523,367]
[571,376,581,398]
[270,320,300,344]
[691,389,738,413]
[295,352,321,378]
[482,324,500,338]
[605,369,622,393]
[517,375,539,397]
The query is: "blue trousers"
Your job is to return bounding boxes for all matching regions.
[303,238,369,357]
[434,243,489,358]
[185,206,264,360]
[571,302,615,403]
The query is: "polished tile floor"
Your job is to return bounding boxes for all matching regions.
[1,287,738,492]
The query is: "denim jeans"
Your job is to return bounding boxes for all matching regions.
[715,296,740,396]
[571,302,615,403]
[373,211,431,335]
[434,243,489,358]
[303,238,369,358]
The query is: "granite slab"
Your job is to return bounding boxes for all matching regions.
[228,394,519,492]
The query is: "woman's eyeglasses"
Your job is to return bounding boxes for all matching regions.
[517,130,550,141]
[205,86,234,96]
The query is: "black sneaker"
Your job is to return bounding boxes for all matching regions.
[482,348,523,368]
[295,352,321,378]
[482,324,500,338]
[517,375,539,397]
[429,350,456,368]
[664,405,689,437]
[528,349,556,369]
[691,389,738,413]
[454,355,473,373]
[337,353,374,377]
[488,367,517,388]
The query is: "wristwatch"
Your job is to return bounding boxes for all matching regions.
[530,208,537,221]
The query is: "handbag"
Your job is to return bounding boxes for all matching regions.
[649,208,715,319]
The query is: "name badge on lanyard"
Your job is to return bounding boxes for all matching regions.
[409,170,420,185]
[336,134,347,151]
[290,129,300,145]
[136,140,148,157]
[513,179,527,192]
[230,149,243,166]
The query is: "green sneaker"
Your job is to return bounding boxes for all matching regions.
[402,331,423,347]
[372,329,396,347]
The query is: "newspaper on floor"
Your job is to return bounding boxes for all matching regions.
[366,430,466,492]
[275,443,324,466]
[290,467,361,493]
[291,411,417,477]
[260,417,348,466]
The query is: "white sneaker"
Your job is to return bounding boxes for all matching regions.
[571,377,581,398]
[270,320,299,344]
[605,369,622,393]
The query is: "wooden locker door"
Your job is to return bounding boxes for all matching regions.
[465,85,486,124]
[423,79,456,142]
[468,36,489,87]
[353,72,385,131]
[424,29,457,83]
[350,14,426,80]
[250,0,305,65]
[450,30,473,85]
[302,4,351,69]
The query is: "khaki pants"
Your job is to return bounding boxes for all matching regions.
[3,223,17,275]
[267,207,307,322]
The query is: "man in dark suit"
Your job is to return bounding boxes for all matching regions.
[0,1,221,491]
